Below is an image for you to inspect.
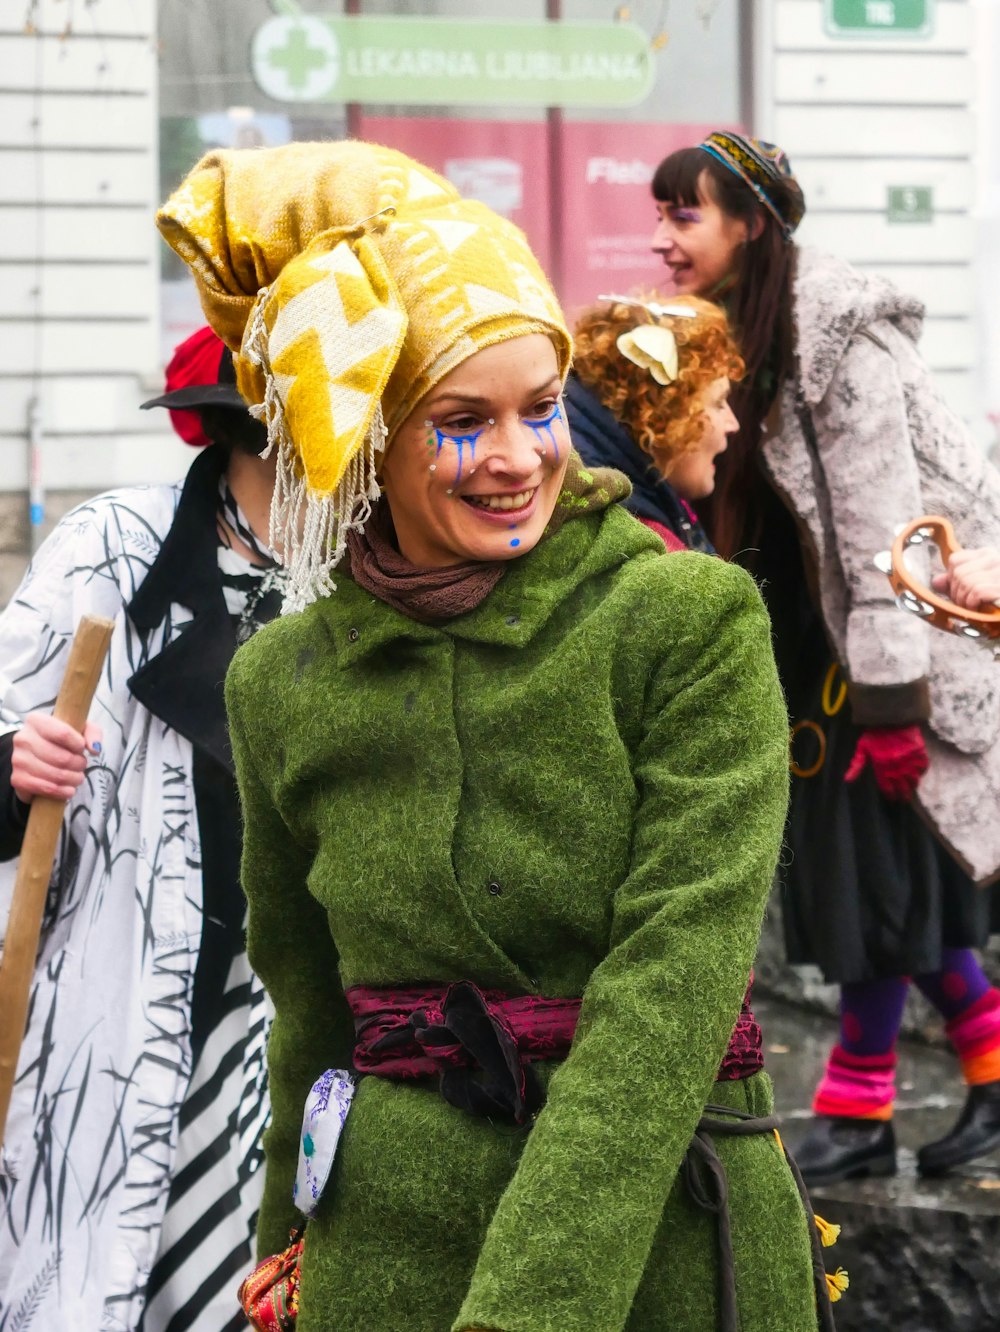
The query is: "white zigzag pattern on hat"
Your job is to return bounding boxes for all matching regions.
[268,243,404,441]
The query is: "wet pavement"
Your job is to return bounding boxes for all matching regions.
[757,992,1000,1330]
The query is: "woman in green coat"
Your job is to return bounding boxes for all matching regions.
[158,140,835,1332]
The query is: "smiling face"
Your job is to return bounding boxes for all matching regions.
[658,376,738,501]
[379,334,570,567]
[651,171,751,297]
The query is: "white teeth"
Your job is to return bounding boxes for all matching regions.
[466,489,535,512]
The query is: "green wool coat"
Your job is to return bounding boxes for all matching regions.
[226,504,822,1332]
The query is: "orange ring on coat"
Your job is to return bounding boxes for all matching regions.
[821,663,847,718]
[789,719,826,779]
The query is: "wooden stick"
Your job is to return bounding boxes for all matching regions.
[0,614,114,1146]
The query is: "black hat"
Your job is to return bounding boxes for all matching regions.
[141,325,247,413]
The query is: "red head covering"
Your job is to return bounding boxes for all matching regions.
[143,326,247,447]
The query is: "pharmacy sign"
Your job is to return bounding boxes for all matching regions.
[251,16,655,108]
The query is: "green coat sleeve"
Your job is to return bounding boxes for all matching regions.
[455,557,790,1332]
[226,644,356,1258]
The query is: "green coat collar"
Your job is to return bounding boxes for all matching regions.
[322,505,664,668]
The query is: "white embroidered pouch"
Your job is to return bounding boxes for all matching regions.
[293,1068,356,1218]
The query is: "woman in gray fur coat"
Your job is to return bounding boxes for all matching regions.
[650,131,1000,1186]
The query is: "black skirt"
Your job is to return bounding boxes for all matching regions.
[747,487,990,984]
[779,613,990,983]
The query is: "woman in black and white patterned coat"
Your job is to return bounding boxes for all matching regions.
[651,131,1000,1188]
[0,330,280,1331]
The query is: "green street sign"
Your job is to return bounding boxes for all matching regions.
[825,0,933,37]
[887,186,933,223]
[251,15,655,108]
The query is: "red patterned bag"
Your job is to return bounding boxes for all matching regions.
[238,1226,304,1331]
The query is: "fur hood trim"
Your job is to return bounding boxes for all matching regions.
[793,247,925,406]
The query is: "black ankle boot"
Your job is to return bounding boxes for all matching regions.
[917,1081,1000,1176]
[792,1115,896,1187]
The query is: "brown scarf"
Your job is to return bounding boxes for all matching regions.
[347,452,630,624]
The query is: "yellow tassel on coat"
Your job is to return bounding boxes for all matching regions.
[814,1213,841,1248]
[826,1268,850,1302]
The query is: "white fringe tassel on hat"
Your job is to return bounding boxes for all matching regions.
[244,292,388,614]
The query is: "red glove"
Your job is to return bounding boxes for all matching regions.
[844,726,928,801]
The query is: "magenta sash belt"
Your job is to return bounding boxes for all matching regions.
[346,979,763,1127]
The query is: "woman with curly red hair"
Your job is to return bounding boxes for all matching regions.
[568,294,743,554]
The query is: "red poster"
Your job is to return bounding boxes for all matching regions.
[359,116,739,316]
[557,121,731,315]
[360,115,552,273]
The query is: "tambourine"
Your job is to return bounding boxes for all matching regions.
[874,515,1000,649]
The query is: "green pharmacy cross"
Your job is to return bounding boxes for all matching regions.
[268,24,331,93]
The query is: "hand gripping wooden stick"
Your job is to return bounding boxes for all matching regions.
[0,613,114,1146]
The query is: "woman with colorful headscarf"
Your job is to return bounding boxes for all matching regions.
[157,140,837,1331]
[650,131,1000,1185]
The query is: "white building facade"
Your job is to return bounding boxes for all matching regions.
[0,0,996,601]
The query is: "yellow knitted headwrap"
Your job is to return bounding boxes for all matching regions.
[157,140,571,610]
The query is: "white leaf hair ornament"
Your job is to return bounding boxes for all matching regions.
[616,324,679,386]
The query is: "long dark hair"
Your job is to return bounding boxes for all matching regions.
[651,148,798,560]
[198,404,269,457]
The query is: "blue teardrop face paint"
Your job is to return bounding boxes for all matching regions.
[429,423,485,484]
[525,401,565,461]
[510,538,521,548]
